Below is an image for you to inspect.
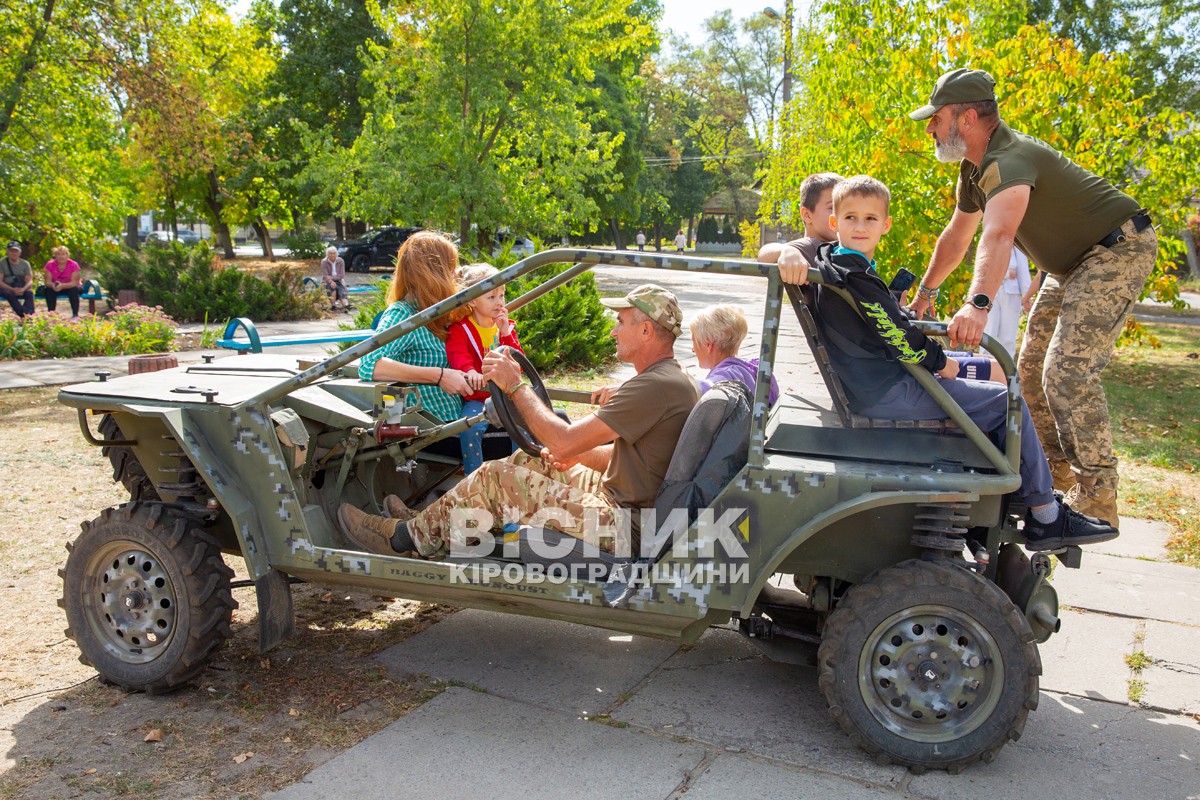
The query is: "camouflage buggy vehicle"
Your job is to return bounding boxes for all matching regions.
[58,250,1074,773]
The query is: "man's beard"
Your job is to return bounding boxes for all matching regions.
[934,119,968,163]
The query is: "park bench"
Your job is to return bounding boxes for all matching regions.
[36,279,107,314]
[217,313,383,354]
[301,276,380,295]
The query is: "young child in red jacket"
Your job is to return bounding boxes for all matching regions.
[446,264,524,473]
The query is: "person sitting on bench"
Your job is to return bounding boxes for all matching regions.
[778,174,1118,551]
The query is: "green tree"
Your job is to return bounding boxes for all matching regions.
[338,0,658,246]
[260,0,392,238]
[761,0,1200,307]
[1026,0,1200,114]
[0,0,133,255]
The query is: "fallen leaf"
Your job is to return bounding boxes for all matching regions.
[144,729,163,743]
[83,769,97,775]
[283,736,293,743]
[261,658,271,670]
[233,752,254,764]
[289,708,300,717]
[321,592,333,603]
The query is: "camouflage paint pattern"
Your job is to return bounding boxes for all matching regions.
[1018,224,1157,486]
[407,450,625,558]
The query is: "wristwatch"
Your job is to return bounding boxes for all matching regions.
[968,293,993,311]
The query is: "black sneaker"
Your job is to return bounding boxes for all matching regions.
[1023,501,1118,551]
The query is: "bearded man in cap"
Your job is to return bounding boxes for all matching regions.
[907,68,1157,527]
[338,284,699,560]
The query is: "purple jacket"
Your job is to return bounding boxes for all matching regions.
[699,357,780,406]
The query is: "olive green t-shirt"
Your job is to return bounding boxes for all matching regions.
[956,122,1141,275]
[596,358,699,518]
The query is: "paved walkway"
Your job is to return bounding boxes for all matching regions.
[3,263,1198,796]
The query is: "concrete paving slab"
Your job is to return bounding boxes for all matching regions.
[1142,620,1200,715]
[0,370,41,389]
[683,754,901,799]
[612,627,909,788]
[268,688,708,800]
[1091,517,1173,561]
[374,609,679,716]
[1039,609,1138,704]
[1053,553,1200,626]
[909,692,1200,800]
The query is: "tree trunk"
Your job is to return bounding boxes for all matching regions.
[252,218,275,260]
[335,217,345,242]
[124,215,139,250]
[609,218,624,250]
[204,169,235,258]
[1183,228,1200,279]
[0,0,55,142]
[687,215,696,247]
[459,216,471,251]
[653,221,663,251]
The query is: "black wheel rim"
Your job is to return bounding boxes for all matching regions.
[858,603,1004,742]
[83,539,179,664]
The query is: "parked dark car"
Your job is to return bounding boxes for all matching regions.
[336,226,423,272]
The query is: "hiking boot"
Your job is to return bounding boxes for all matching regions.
[1063,474,1118,526]
[381,494,416,522]
[1023,501,1118,551]
[337,503,400,555]
[1049,459,1077,493]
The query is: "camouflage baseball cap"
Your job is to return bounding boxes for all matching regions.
[909,68,996,120]
[601,284,683,336]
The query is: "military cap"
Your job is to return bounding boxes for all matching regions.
[601,284,683,336]
[909,68,997,120]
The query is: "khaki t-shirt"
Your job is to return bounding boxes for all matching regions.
[956,122,1141,275]
[597,358,699,517]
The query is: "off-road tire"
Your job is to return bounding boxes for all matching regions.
[351,254,370,273]
[59,503,237,693]
[818,559,1040,773]
[99,414,159,502]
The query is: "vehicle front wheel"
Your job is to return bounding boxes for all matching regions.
[818,559,1040,773]
[350,254,370,273]
[59,503,237,693]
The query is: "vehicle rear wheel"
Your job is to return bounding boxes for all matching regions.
[59,503,237,693]
[351,254,370,273]
[818,559,1039,773]
[99,414,158,502]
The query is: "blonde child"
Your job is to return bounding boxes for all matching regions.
[445,264,524,473]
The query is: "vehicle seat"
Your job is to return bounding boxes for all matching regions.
[785,283,958,432]
[517,381,751,578]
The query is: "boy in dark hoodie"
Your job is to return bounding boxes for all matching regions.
[783,175,1117,551]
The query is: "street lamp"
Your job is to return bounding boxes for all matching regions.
[762,2,793,104]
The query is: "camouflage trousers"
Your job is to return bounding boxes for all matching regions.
[407,451,626,559]
[1017,222,1157,481]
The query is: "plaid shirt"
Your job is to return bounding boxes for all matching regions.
[358,300,463,423]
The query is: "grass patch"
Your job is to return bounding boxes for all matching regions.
[1124,651,1154,671]
[1127,678,1147,704]
[1103,321,1200,565]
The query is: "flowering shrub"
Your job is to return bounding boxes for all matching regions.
[0,304,176,360]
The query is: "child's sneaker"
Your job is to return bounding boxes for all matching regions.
[1023,501,1118,551]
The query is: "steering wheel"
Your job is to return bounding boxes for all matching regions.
[488,346,554,456]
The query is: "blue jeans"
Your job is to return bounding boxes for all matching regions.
[459,400,491,475]
[858,374,1055,508]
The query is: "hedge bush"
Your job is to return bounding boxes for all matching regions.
[0,305,175,360]
[95,243,323,323]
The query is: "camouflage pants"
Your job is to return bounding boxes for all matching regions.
[407,451,625,559]
[1017,222,1157,481]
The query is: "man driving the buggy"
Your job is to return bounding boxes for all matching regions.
[338,284,700,560]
